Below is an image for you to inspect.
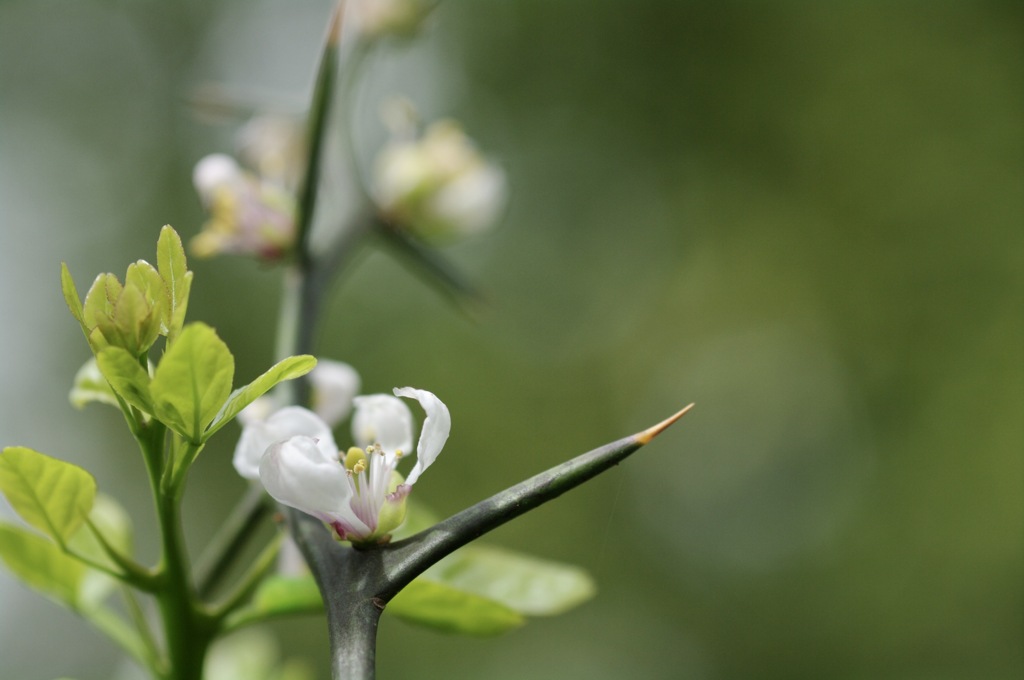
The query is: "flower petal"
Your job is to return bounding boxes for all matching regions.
[258,436,365,534]
[351,394,413,457]
[394,387,450,485]
[309,359,361,428]
[193,153,242,205]
[233,406,336,480]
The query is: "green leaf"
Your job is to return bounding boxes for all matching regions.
[150,322,234,443]
[60,263,86,331]
[223,575,323,631]
[425,545,596,616]
[389,577,524,636]
[157,225,191,344]
[0,522,84,608]
[205,355,317,438]
[122,260,165,352]
[96,347,153,414]
[0,447,97,546]
[69,357,119,409]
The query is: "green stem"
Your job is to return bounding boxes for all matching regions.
[154,487,215,680]
[293,2,344,261]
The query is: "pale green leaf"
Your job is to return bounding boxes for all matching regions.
[157,225,191,344]
[206,355,317,438]
[389,577,524,635]
[425,545,596,616]
[0,447,96,545]
[60,263,86,331]
[96,347,153,414]
[150,322,234,442]
[69,357,119,409]
[0,522,84,608]
[122,260,165,352]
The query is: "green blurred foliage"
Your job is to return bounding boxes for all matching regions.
[0,1,1020,679]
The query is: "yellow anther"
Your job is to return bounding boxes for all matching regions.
[344,447,368,471]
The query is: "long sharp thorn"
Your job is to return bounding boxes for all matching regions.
[634,403,695,445]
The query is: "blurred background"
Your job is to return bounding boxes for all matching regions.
[1,1,1021,678]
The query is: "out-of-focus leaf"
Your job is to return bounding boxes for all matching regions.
[0,447,96,545]
[223,574,323,631]
[205,629,315,680]
[206,355,317,438]
[425,545,596,616]
[69,357,119,409]
[96,347,153,414]
[388,577,524,636]
[0,522,84,608]
[150,322,234,443]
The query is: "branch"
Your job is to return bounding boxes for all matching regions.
[376,404,694,599]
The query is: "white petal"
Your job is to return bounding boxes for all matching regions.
[193,153,242,204]
[394,387,450,485]
[232,406,336,480]
[309,360,361,428]
[258,436,353,524]
[351,394,413,456]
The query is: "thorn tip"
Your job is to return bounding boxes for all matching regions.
[635,403,695,445]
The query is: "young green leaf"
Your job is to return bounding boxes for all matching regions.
[149,322,234,443]
[69,357,120,409]
[96,347,154,414]
[0,522,85,608]
[157,225,192,344]
[205,355,317,438]
[388,578,525,636]
[0,447,97,545]
[60,263,86,332]
[423,545,596,616]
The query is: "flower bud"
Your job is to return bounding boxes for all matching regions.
[352,0,432,39]
[81,260,165,356]
[373,119,506,243]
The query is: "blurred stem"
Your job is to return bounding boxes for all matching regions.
[294,2,345,263]
[195,483,273,598]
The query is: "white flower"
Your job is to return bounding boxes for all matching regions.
[374,119,506,242]
[191,153,296,260]
[258,387,450,544]
[309,359,361,428]
[233,406,337,480]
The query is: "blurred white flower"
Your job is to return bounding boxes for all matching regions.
[374,118,507,242]
[351,0,432,39]
[259,387,450,544]
[309,359,361,427]
[236,115,305,190]
[191,153,296,260]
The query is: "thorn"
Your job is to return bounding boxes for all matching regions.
[634,403,695,445]
[326,1,345,46]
